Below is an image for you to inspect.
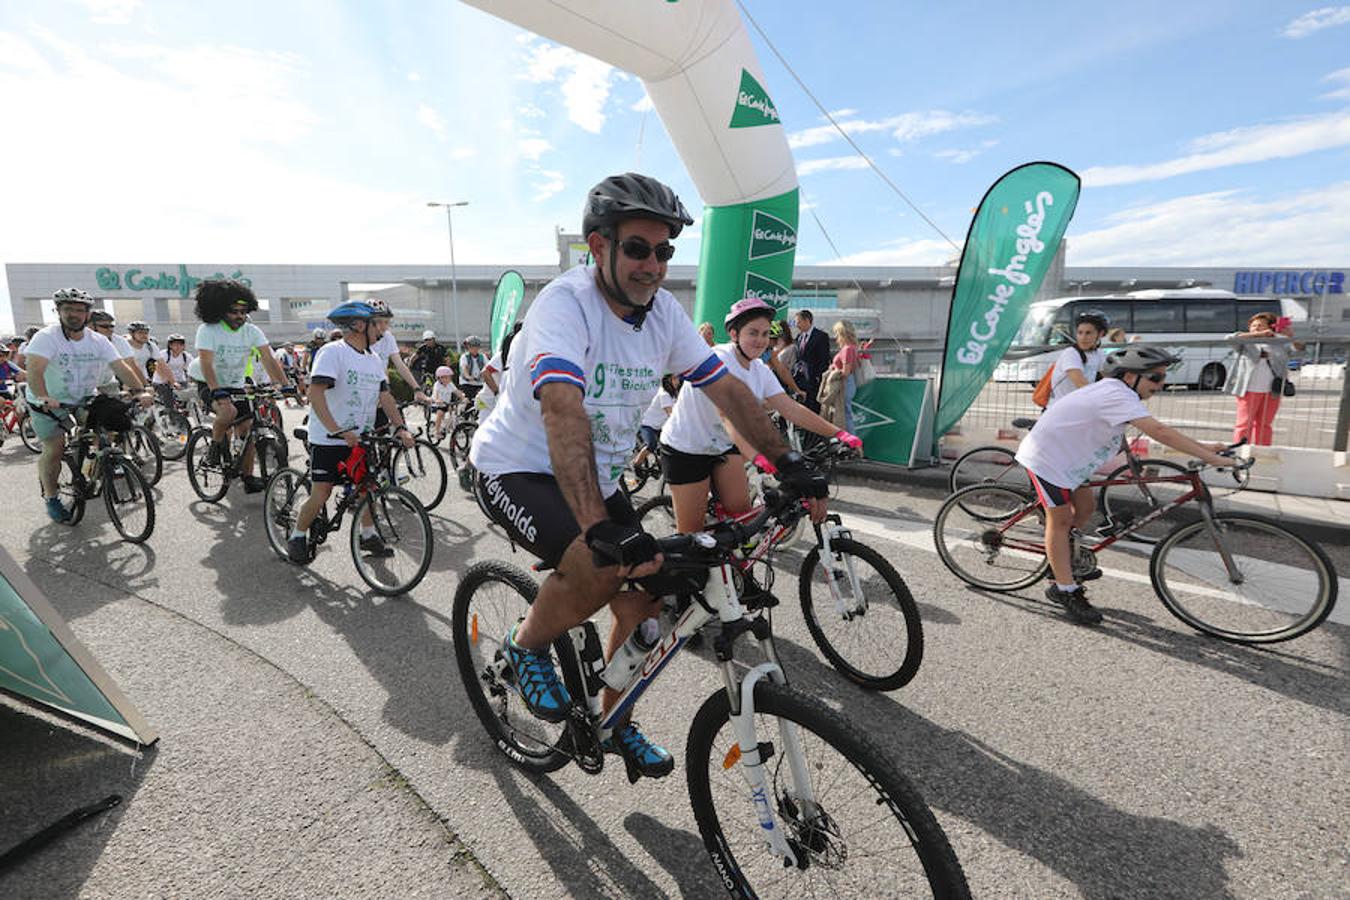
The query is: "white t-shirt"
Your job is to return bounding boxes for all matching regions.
[370,331,401,364]
[1015,378,1150,489]
[98,334,136,392]
[476,351,503,417]
[194,321,268,389]
[469,264,725,491]
[1048,346,1104,405]
[153,349,193,385]
[128,339,158,375]
[307,340,389,447]
[640,390,675,430]
[431,379,459,405]
[662,343,784,455]
[23,325,122,405]
[460,351,488,387]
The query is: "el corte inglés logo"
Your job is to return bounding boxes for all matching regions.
[749,210,797,260]
[744,272,789,310]
[729,69,780,128]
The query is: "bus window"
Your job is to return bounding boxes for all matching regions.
[1131,301,1183,333]
[1086,299,1132,333]
[1237,299,1280,326]
[1047,304,1076,344]
[1184,301,1236,333]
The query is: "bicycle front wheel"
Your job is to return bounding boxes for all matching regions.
[1150,513,1338,643]
[350,487,433,595]
[447,422,476,470]
[19,414,42,453]
[185,429,230,502]
[1098,460,1192,544]
[391,440,448,511]
[125,426,163,486]
[154,408,192,461]
[103,457,154,543]
[635,494,679,536]
[452,561,570,774]
[799,537,923,691]
[263,468,311,561]
[687,680,969,899]
[933,484,1049,591]
[56,456,88,524]
[948,444,1029,495]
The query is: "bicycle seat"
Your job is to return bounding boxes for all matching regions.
[293,428,308,442]
[1011,417,1037,430]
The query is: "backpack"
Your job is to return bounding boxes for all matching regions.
[1032,346,1088,409]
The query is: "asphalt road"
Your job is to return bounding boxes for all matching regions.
[0,412,1346,899]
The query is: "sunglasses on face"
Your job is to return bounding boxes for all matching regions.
[618,237,675,263]
[1143,372,1166,384]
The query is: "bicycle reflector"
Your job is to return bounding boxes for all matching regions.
[338,445,368,484]
[722,744,742,770]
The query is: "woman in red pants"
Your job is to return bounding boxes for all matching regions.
[1224,312,1301,446]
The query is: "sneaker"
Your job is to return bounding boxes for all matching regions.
[358,534,395,558]
[242,475,266,494]
[602,722,675,782]
[1045,585,1103,625]
[287,534,311,565]
[45,497,71,523]
[500,625,570,723]
[204,439,223,467]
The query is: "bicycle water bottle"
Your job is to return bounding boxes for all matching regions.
[600,618,660,692]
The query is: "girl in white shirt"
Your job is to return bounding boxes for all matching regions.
[1046,310,1109,406]
[661,298,861,534]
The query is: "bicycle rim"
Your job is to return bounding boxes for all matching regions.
[20,415,41,453]
[350,488,433,595]
[1150,514,1338,643]
[263,469,309,560]
[128,427,162,485]
[799,539,923,691]
[636,495,678,536]
[186,430,230,502]
[392,441,448,511]
[57,457,87,524]
[104,459,154,543]
[451,561,569,772]
[934,485,1049,591]
[948,445,1028,495]
[687,681,969,899]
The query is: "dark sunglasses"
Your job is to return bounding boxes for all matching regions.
[618,237,675,263]
[1143,372,1166,384]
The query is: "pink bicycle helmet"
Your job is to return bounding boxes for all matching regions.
[724,296,776,331]
[435,365,453,378]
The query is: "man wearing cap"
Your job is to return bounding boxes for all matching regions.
[409,330,450,390]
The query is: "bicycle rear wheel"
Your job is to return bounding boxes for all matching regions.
[124,426,162,486]
[390,439,448,511]
[154,408,192,461]
[799,537,923,691]
[447,421,476,470]
[256,434,288,483]
[262,468,311,561]
[1098,460,1191,544]
[687,680,969,899]
[350,486,433,595]
[947,445,1029,495]
[56,456,87,524]
[1150,513,1338,643]
[452,561,570,774]
[933,484,1049,591]
[103,458,154,543]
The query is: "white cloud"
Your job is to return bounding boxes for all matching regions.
[516,103,546,119]
[934,140,1000,164]
[788,110,994,150]
[1083,109,1350,186]
[1281,6,1350,38]
[1070,183,1350,265]
[520,39,625,133]
[530,169,565,202]
[825,237,956,267]
[417,103,447,137]
[631,93,654,113]
[406,70,422,82]
[449,145,477,161]
[517,137,552,161]
[1322,66,1350,100]
[83,0,141,25]
[797,156,870,176]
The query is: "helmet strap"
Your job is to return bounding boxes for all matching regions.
[595,232,652,331]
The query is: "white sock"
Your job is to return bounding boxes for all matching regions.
[1057,583,1080,593]
[361,526,377,540]
[290,529,307,540]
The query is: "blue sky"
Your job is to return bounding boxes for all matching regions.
[2,0,1349,330]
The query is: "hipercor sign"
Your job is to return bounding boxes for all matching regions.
[1234,270,1344,295]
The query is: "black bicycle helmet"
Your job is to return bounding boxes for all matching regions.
[1101,346,1181,379]
[582,172,694,240]
[1076,309,1110,332]
[89,310,116,327]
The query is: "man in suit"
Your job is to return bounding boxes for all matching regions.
[792,309,832,413]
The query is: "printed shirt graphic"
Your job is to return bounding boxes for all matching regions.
[469,265,725,491]
[1015,378,1149,489]
[194,321,268,388]
[1047,347,1103,406]
[307,341,389,447]
[662,343,783,455]
[23,325,122,406]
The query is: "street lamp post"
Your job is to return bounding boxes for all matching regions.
[427,200,469,345]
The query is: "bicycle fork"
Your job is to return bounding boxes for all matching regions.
[815,517,867,620]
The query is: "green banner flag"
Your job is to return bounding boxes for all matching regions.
[934,162,1080,438]
[489,270,526,356]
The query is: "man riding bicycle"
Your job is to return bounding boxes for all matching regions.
[408,330,450,389]
[1014,345,1233,625]
[192,279,293,493]
[23,289,149,522]
[287,301,416,564]
[469,172,829,779]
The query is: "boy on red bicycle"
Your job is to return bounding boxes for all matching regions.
[1014,346,1233,625]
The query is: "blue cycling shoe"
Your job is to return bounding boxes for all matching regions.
[602,722,674,782]
[45,497,71,523]
[500,625,570,723]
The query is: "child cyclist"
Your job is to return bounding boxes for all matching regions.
[660,296,861,534]
[1014,346,1236,625]
[430,365,464,441]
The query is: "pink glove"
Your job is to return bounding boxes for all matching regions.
[752,453,777,475]
[835,430,863,451]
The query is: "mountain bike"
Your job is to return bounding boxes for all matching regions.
[636,440,922,691]
[933,448,1337,643]
[0,393,40,453]
[262,432,434,595]
[37,402,155,543]
[453,483,968,898]
[185,386,292,502]
[296,412,449,512]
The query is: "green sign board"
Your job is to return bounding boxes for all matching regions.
[95,264,253,299]
[489,270,526,356]
[0,548,155,744]
[853,376,935,467]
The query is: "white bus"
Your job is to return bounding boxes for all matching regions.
[994,288,1307,389]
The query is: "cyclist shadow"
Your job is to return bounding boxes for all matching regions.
[971,587,1350,719]
[25,527,159,621]
[770,639,1242,899]
[194,497,312,628]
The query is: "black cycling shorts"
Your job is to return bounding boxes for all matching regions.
[309,444,353,484]
[197,382,252,423]
[658,442,738,486]
[476,471,638,569]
